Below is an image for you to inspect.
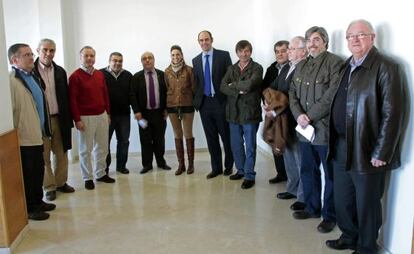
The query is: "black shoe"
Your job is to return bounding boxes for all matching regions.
[97,174,116,183]
[28,211,49,221]
[158,164,171,170]
[229,173,243,180]
[117,168,130,174]
[223,168,233,176]
[276,192,296,200]
[56,183,75,193]
[269,175,287,184]
[326,238,356,250]
[39,201,56,212]
[292,210,320,220]
[241,179,255,189]
[45,191,56,201]
[317,219,336,233]
[206,171,223,179]
[140,166,153,174]
[351,251,361,254]
[85,180,95,190]
[290,201,306,211]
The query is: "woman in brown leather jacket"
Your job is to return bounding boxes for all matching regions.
[164,45,195,175]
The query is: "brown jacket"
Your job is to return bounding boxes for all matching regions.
[262,88,289,155]
[164,64,195,108]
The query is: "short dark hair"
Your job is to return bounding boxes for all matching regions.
[109,52,122,60]
[198,30,213,40]
[8,43,29,62]
[80,45,95,55]
[274,40,289,52]
[305,26,329,49]
[235,40,252,53]
[170,45,183,54]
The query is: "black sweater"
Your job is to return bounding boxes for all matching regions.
[101,68,132,116]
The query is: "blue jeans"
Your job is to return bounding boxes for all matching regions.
[299,142,335,221]
[229,123,258,181]
[106,115,130,170]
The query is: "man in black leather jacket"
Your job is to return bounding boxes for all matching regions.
[326,19,404,254]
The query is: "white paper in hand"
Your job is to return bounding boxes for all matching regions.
[138,119,148,129]
[295,124,315,142]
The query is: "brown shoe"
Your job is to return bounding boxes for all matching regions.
[186,138,195,174]
[175,139,185,175]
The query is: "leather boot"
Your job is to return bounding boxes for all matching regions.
[175,139,185,175]
[186,138,195,174]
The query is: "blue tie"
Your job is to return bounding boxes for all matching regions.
[204,54,211,96]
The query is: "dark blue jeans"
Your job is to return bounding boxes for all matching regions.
[229,123,258,181]
[299,142,335,221]
[106,115,130,170]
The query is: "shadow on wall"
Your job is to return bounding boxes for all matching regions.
[375,22,413,251]
[330,29,347,60]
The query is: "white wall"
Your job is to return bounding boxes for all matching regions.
[0,0,12,134]
[2,0,413,253]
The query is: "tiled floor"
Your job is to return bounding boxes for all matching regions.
[14,150,346,254]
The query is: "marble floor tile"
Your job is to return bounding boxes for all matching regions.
[14,151,343,254]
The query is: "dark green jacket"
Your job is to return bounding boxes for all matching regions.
[289,51,343,145]
[220,60,263,124]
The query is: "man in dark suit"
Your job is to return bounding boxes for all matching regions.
[262,40,290,184]
[130,52,171,174]
[192,30,233,179]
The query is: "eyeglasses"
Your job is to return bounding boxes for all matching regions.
[346,33,372,41]
[288,47,305,51]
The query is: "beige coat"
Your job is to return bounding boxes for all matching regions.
[10,69,45,146]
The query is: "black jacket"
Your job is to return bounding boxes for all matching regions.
[33,59,72,151]
[100,68,132,116]
[130,69,167,117]
[328,47,404,173]
[192,48,232,110]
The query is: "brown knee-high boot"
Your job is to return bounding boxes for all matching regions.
[175,139,186,175]
[186,138,195,174]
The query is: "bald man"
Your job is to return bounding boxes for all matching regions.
[130,52,171,174]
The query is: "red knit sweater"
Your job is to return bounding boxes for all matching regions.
[69,68,110,122]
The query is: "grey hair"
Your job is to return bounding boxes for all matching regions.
[291,36,306,49]
[347,19,375,34]
[305,26,329,49]
[38,38,56,49]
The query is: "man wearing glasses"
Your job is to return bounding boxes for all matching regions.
[8,43,56,220]
[289,26,343,233]
[264,36,308,211]
[326,19,404,254]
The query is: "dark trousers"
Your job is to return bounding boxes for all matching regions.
[299,142,335,221]
[272,154,286,178]
[333,137,385,254]
[106,115,130,170]
[199,96,233,172]
[138,109,167,168]
[20,145,44,213]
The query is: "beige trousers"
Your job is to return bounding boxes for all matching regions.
[78,113,109,181]
[43,116,69,192]
[168,112,194,139]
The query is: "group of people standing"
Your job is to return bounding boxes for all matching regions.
[8,18,403,254]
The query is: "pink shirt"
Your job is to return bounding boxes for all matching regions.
[38,62,59,115]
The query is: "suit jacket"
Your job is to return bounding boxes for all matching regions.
[130,68,167,117]
[33,59,72,151]
[192,48,232,110]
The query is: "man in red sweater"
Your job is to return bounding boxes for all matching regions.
[69,46,115,190]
